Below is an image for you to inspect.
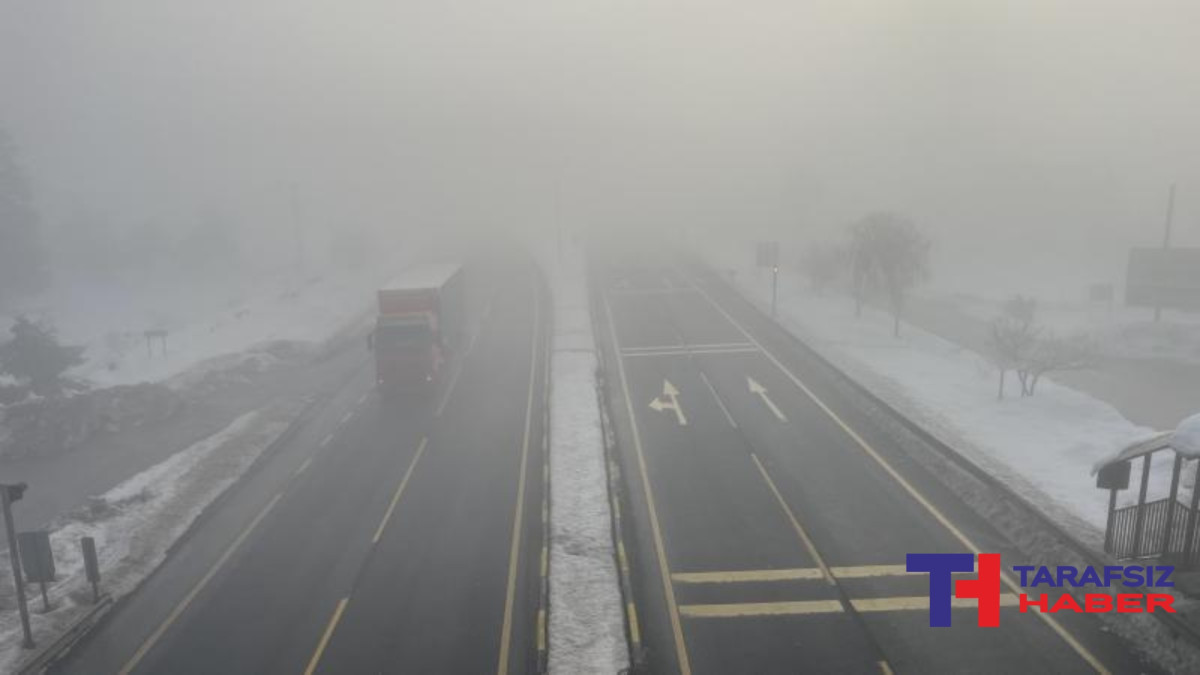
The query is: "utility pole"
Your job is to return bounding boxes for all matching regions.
[2,483,35,649]
[1155,184,1176,322]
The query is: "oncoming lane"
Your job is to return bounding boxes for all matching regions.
[593,254,1155,675]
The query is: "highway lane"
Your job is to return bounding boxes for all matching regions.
[593,254,1157,675]
[53,261,548,675]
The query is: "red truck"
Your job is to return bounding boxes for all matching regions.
[370,263,465,393]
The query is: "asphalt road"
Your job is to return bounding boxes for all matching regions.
[53,261,548,675]
[593,252,1158,675]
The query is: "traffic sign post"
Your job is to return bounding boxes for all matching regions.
[756,242,780,318]
[2,483,35,649]
[18,530,56,611]
[82,536,101,604]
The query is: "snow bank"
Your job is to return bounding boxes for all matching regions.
[2,260,405,390]
[708,254,1169,537]
[0,398,305,672]
[540,244,628,675]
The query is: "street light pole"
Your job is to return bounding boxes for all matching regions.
[771,265,779,319]
[1155,184,1176,323]
[2,484,35,649]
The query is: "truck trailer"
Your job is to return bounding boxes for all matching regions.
[370,263,465,393]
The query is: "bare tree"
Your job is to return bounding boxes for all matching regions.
[1019,333,1098,396]
[987,295,1038,399]
[848,213,931,336]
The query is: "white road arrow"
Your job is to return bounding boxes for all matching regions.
[747,376,788,422]
[648,379,688,426]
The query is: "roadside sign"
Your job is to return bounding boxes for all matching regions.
[1088,283,1114,304]
[82,536,102,603]
[1097,461,1131,491]
[1126,248,1200,311]
[18,531,55,584]
[756,241,779,269]
[82,537,100,582]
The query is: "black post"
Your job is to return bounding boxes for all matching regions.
[1105,488,1118,553]
[771,265,779,319]
[1162,454,1184,557]
[1132,454,1152,556]
[2,486,35,648]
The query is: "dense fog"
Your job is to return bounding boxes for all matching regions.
[3,0,1199,299]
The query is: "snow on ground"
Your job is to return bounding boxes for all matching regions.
[540,243,628,675]
[707,252,1178,539]
[0,398,305,672]
[937,291,1200,365]
[2,260,405,390]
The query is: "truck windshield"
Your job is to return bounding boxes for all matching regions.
[376,321,432,349]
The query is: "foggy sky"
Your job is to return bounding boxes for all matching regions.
[2,0,1198,298]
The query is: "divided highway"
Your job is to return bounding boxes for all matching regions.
[52,262,548,674]
[593,253,1157,675]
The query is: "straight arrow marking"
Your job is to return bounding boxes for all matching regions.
[748,376,788,422]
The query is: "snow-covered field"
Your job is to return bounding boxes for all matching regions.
[0,398,305,672]
[708,254,1182,541]
[2,261,404,390]
[540,244,628,675]
[933,291,1200,365]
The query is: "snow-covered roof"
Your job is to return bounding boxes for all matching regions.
[1093,413,1200,472]
[1173,413,1200,458]
[381,263,462,291]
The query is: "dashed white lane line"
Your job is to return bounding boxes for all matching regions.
[320,433,334,449]
[698,371,737,428]
[339,411,353,426]
[295,456,314,477]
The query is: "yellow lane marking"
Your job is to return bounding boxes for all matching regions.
[851,594,1020,613]
[603,293,693,675]
[497,286,541,675]
[672,565,979,584]
[879,660,896,675]
[118,493,283,675]
[627,601,642,646]
[679,594,1021,619]
[680,600,844,618]
[831,564,976,578]
[303,597,348,675]
[750,453,836,587]
[690,275,1112,675]
[673,568,824,584]
[371,437,428,544]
